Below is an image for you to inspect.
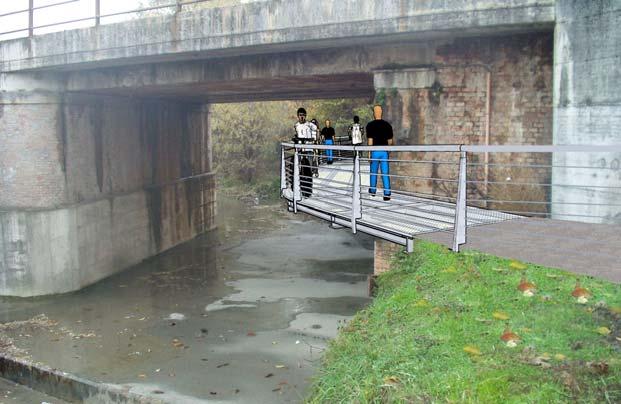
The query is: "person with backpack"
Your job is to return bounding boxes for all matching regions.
[348,115,364,146]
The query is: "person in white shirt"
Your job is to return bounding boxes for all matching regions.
[293,108,317,196]
[349,115,364,146]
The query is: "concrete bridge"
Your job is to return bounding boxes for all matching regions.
[0,0,619,296]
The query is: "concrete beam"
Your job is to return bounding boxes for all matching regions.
[0,0,555,73]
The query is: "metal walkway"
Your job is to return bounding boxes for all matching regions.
[282,162,518,252]
[280,143,621,254]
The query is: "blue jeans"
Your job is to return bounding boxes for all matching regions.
[369,150,390,196]
[324,139,333,162]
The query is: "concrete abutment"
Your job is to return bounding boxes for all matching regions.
[0,80,215,296]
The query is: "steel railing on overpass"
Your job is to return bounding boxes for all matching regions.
[0,0,213,40]
[280,143,621,253]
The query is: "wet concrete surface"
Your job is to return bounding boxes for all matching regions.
[0,197,374,403]
[0,377,67,403]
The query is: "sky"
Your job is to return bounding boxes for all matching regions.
[0,0,169,41]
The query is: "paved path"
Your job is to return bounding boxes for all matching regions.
[421,218,621,283]
[289,160,621,283]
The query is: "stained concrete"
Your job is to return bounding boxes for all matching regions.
[0,196,373,403]
[0,93,214,297]
[0,0,555,72]
[0,377,67,404]
[552,0,621,223]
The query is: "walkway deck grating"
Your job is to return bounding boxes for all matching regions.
[282,162,520,248]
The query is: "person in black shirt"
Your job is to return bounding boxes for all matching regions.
[365,105,394,201]
[321,119,336,164]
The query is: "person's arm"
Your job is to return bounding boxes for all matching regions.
[387,123,394,146]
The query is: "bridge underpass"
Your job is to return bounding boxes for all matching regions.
[1,0,620,299]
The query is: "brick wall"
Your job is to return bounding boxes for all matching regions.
[0,98,67,208]
[375,32,554,274]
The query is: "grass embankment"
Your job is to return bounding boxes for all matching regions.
[309,241,621,403]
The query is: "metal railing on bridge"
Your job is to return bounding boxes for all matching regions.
[280,143,621,253]
[0,0,213,40]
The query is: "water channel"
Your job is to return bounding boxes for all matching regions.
[0,196,374,403]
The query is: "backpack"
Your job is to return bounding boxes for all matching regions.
[351,123,363,145]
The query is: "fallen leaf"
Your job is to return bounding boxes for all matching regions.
[509,261,527,270]
[572,281,592,300]
[493,311,510,320]
[596,326,611,336]
[610,306,621,315]
[138,374,147,379]
[518,277,536,292]
[463,345,482,356]
[443,266,457,273]
[554,354,566,361]
[275,364,286,369]
[247,331,256,337]
[272,387,281,392]
[501,328,521,347]
[265,373,274,378]
[384,376,400,385]
[414,299,429,307]
[216,363,229,368]
[588,361,609,375]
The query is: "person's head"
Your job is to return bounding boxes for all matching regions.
[297,107,307,123]
[310,118,318,126]
[373,105,383,120]
[353,115,360,124]
[325,119,331,127]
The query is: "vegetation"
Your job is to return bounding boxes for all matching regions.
[309,241,621,403]
[211,98,373,196]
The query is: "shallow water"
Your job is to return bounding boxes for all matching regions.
[0,196,373,403]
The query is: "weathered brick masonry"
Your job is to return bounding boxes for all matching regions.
[374,32,553,274]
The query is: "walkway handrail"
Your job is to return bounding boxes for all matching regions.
[282,143,621,153]
[0,0,213,39]
[281,142,621,253]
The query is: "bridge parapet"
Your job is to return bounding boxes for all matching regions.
[0,0,554,72]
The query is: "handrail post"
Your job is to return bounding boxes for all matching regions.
[293,147,301,213]
[28,0,34,37]
[280,146,287,194]
[351,149,361,233]
[95,0,101,26]
[452,150,467,252]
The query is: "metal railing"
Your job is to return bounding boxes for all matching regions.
[280,143,621,253]
[0,0,212,40]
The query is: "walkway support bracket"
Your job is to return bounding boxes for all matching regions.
[351,150,362,234]
[280,146,287,193]
[293,147,301,213]
[452,150,467,252]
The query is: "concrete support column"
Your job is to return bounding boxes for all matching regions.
[552,0,621,224]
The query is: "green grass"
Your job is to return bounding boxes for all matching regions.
[308,241,621,403]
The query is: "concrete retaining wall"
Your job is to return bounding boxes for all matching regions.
[552,0,621,223]
[0,92,214,296]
